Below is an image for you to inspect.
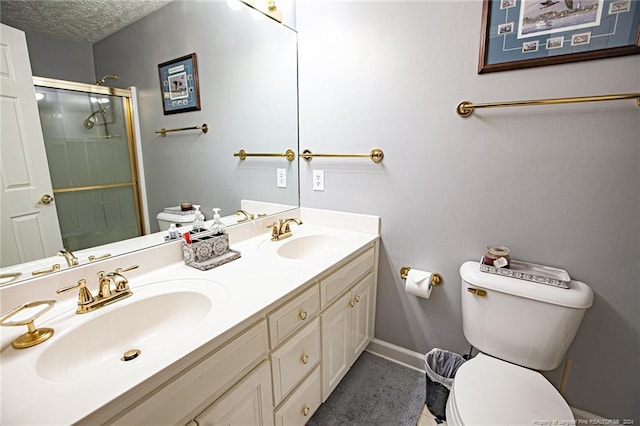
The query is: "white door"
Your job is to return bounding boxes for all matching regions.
[0,24,62,267]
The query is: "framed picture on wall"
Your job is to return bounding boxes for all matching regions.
[478,0,640,73]
[158,53,201,114]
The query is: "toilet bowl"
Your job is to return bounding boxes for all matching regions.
[446,353,573,425]
[448,261,594,425]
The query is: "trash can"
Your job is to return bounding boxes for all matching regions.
[424,348,466,420]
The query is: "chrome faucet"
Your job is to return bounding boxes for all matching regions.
[57,265,138,314]
[268,218,302,241]
[57,248,79,267]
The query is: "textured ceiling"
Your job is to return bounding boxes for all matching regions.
[0,0,172,43]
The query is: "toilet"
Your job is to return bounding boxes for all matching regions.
[446,261,594,425]
[156,208,196,231]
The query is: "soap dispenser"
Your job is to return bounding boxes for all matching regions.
[192,205,205,233]
[166,223,180,240]
[211,208,226,236]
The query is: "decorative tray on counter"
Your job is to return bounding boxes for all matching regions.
[479,258,571,289]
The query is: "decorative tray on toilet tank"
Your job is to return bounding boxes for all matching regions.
[479,258,571,289]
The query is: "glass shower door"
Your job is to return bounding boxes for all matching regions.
[34,79,142,251]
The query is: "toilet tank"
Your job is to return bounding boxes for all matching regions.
[460,261,593,371]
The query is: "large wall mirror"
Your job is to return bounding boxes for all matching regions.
[0,0,299,285]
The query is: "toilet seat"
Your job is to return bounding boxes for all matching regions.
[446,353,573,426]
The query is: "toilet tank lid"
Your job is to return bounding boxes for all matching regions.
[460,261,593,309]
[156,211,196,223]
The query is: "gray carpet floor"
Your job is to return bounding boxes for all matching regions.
[307,351,425,426]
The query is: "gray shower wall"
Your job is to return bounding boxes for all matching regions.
[297,0,639,421]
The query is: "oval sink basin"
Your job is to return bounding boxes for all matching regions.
[37,288,213,383]
[277,234,344,260]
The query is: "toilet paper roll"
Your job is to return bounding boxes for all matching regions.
[405,268,434,299]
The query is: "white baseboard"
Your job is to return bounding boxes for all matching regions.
[571,407,604,421]
[366,338,603,420]
[365,338,425,373]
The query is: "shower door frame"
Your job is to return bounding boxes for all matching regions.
[32,76,144,243]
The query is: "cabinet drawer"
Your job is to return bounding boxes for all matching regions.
[268,284,320,348]
[271,317,320,405]
[274,366,321,426]
[321,247,374,308]
[113,320,268,425]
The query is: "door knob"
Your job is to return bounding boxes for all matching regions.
[39,194,54,205]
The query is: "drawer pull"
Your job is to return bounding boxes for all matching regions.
[467,287,488,297]
[301,354,310,364]
[302,406,310,416]
[298,310,308,321]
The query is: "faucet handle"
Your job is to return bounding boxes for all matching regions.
[115,265,139,274]
[267,221,282,240]
[108,265,139,291]
[57,279,94,306]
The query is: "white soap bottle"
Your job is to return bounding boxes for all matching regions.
[167,223,179,239]
[192,205,205,232]
[211,208,226,235]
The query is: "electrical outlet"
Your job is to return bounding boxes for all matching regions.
[313,169,325,191]
[277,168,286,188]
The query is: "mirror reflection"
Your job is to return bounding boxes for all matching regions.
[0,0,299,285]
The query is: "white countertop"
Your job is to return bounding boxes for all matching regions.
[0,208,379,425]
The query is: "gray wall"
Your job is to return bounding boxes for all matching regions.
[24,31,95,83]
[92,1,298,231]
[297,0,639,420]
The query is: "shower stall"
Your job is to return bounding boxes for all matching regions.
[33,77,143,251]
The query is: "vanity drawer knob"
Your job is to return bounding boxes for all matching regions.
[298,310,308,321]
[302,406,310,416]
[301,354,309,364]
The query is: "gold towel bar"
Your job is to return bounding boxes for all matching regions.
[234,149,296,161]
[457,92,640,118]
[300,148,384,163]
[155,123,209,137]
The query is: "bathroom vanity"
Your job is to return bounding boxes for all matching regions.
[0,208,380,425]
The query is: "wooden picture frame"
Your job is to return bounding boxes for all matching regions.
[478,0,640,73]
[158,53,201,114]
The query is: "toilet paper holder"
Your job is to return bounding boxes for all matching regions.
[400,266,443,286]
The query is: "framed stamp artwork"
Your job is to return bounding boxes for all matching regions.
[478,0,640,73]
[158,53,201,115]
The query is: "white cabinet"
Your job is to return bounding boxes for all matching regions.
[111,320,268,425]
[108,243,378,426]
[194,361,274,426]
[320,249,376,401]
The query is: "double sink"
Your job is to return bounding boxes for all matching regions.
[1,224,351,418]
[33,229,345,383]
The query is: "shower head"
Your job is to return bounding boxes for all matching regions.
[83,109,107,130]
[95,74,119,86]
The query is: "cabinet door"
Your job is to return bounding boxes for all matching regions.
[350,272,375,360]
[320,291,351,401]
[194,361,274,426]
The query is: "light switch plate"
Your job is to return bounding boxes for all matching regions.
[313,169,325,191]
